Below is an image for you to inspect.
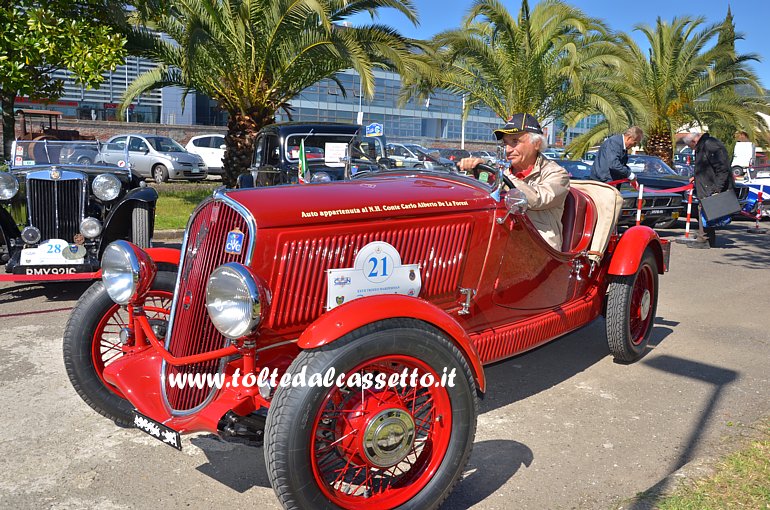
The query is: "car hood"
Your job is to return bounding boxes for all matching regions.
[157,152,200,163]
[225,174,497,229]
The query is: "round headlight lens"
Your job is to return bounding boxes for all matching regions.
[0,172,19,200]
[311,171,331,183]
[102,241,140,305]
[80,217,103,239]
[206,263,263,339]
[92,174,121,201]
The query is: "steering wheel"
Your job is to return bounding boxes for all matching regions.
[475,163,516,189]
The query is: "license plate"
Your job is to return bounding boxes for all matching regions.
[192,168,200,173]
[648,209,664,215]
[133,411,182,450]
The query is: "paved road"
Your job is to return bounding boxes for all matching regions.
[1,224,768,509]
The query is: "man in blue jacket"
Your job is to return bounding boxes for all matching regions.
[590,126,643,184]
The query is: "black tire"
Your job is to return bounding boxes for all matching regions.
[63,271,176,426]
[264,318,478,510]
[77,156,93,165]
[153,164,169,183]
[731,166,745,179]
[606,248,659,362]
[131,203,151,248]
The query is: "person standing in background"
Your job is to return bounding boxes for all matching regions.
[590,126,643,185]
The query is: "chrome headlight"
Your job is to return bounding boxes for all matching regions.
[206,263,266,339]
[622,198,637,208]
[311,171,331,183]
[80,217,103,239]
[0,172,19,200]
[101,241,156,305]
[92,174,121,201]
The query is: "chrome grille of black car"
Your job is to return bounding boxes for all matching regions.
[27,177,85,241]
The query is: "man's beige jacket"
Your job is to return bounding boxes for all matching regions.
[507,155,571,250]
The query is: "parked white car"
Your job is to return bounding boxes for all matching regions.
[185,134,226,175]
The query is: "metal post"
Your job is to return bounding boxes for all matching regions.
[460,94,466,150]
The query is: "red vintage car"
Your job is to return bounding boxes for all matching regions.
[63,164,669,510]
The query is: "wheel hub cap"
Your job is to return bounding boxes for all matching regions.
[640,290,651,320]
[361,409,415,468]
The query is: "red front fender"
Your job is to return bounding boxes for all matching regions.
[144,247,181,267]
[608,226,665,275]
[298,295,486,393]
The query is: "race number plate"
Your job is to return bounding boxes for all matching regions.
[133,411,182,451]
[20,239,85,266]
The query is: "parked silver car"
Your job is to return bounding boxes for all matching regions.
[97,134,208,182]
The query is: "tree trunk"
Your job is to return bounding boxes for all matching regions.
[646,130,673,167]
[0,92,16,164]
[222,108,274,188]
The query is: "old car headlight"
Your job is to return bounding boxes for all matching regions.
[80,217,103,239]
[102,241,157,305]
[622,198,636,208]
[0,172,19,200]
[206,263,265,339]
[92,174,121,201]
[311,171,331,183]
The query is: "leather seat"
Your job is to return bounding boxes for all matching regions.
[560,188,596,252]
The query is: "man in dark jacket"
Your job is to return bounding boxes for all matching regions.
[590,126,643,184]
[682,131,734,247]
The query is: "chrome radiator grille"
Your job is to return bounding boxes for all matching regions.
[27,178,84,241]
[163,199,251,414]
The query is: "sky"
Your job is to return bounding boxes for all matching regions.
[350,0,770,88]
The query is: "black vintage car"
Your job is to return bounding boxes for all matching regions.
[243,122,391,187]
[0,141,157,282]
[557,159,684,228]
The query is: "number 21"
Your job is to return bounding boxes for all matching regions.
[368,256,388,278]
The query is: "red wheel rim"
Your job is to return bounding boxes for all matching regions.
[91,291,172,397]
[629,265,654,345]
[310,355,452,509]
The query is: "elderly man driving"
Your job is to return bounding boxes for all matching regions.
[459,113,570,250]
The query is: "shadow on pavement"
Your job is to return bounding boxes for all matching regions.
[624,355,738,510]
[442,439,534,509]
[479,316,677,414]
[0,280,92,306]
[191,434,271,493]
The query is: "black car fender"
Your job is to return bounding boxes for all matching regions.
[100,187,159,253]
[0,206,20,253]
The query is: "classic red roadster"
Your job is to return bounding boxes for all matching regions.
[64,163,669,510]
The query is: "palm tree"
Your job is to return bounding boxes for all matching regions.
[398,0,638,147]
[122,0,421,185]
[569,16,770,165]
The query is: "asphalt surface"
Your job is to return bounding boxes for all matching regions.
[1,222,768,510]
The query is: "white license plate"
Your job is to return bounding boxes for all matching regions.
[648,209,664,215]
[20,240,84,266]
[192,168,201,173]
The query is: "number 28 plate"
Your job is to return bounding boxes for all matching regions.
[133,411,182,450]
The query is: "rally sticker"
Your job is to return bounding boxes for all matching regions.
[225,228,244,255]
[325,241,421,311]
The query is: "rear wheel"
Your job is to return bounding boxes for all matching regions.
[265,318,478,510]
[63,271,175,426]
[131,203,151,248]
[77,156,93,165]
[153,164,169,183]
[732,166,745,179]
[606,249,658,362]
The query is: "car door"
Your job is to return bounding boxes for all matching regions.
[208,135,225,170]
[99,136,127,166]
[127,136,154,177]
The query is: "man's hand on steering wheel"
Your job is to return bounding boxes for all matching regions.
[459,157,515,188]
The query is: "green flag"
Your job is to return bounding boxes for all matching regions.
[298,139,309,184]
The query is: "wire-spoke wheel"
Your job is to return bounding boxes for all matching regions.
[64,271,176,426]
[265,318,477,510]
[606,249,659,362]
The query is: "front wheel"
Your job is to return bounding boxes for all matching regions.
[264,318,478,510]
[131,203,152,248]
[606,249,659,362]
[153,164,169,183]
[63,271,175,426]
